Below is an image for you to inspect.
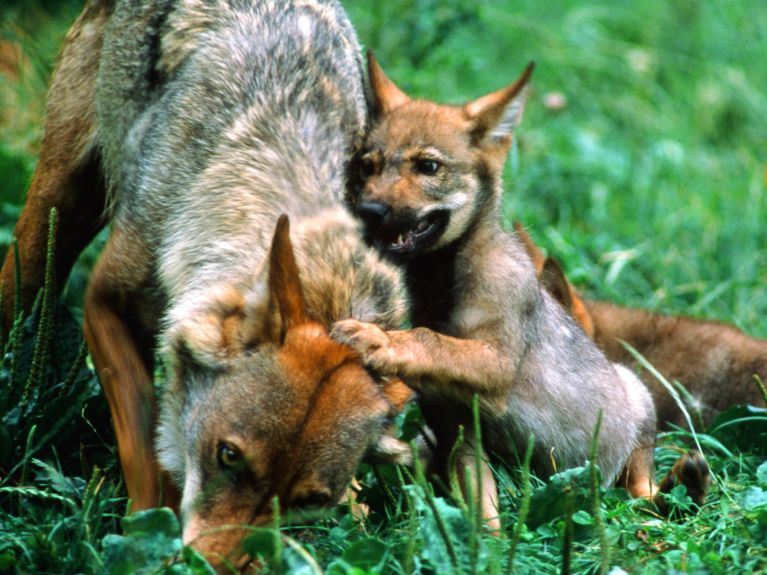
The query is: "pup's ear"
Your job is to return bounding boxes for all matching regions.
[541,257,573,312]
[464,62,534,148]
[541,256,596,338]
[265,214,309,344]
[367,50,410,118]
[514,221,546,275]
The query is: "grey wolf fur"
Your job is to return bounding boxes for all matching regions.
[1,0,412,567]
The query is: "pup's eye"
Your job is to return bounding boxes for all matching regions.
[414,159,440,175]
[359,157,376,178]
[217,442,242,469]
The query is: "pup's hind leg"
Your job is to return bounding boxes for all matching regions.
[84,226,178,512]
[1,1,111,330]
[655,451,711,513]
[620,444,659,499]
[621,446,710,515]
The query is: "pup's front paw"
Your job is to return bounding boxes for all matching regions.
[331,319,395,371]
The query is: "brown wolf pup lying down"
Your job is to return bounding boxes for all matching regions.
[514,223,767,429]
[332,53,710,527]
[0,0,415,568]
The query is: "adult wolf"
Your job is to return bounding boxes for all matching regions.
[1,0,411,567]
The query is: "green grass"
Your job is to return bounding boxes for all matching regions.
[1,1,766,573]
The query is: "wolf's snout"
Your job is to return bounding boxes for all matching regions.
[356,201,389,224]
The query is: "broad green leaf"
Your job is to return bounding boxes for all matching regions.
[102,508,182,575]
[341,537,388,572]
[757,460,767,488]
[741,487,767,511]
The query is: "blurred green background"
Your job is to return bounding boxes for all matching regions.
[1,0,766,332]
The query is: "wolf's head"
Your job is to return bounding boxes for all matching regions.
[349,53,533,259]
[157,216,411,571]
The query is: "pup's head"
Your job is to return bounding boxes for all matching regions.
[350,52,533,259]
[158,216,412,571]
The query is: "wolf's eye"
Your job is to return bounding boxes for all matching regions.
[217,442,242,469]
[414,159,440,176]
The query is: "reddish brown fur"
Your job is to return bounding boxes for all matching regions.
[1,1,111,330]
[586,300,767,427]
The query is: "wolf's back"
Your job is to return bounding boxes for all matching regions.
[96,0,367,218]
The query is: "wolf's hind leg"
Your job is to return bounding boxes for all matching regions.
[1,1,111,330]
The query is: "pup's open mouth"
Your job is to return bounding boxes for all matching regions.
[378,210,449,256]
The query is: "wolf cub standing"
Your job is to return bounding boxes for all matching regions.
[333,54,709,524]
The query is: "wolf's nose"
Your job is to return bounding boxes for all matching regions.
[356,201,389,223]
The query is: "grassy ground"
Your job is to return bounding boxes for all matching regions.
[0,1,766,573]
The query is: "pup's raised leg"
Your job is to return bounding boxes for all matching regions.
[84,227,177,511]
[1,1,112,330]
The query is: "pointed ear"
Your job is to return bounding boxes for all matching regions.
[540,256,595,337]
[514,221,546,275]
[367,50,410,118]
[541,257,574,312]
[464,62,534,147]
[266,214,309,344]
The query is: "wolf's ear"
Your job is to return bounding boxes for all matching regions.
[464,62,534,148]
[367,50,410,118]
[166,283,262,367]
[366,378,416,465]
[265,215,309,344]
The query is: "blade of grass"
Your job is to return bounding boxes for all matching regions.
[506,433,534,575]
[589,410,609,575]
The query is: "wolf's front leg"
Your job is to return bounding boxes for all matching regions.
[85,227,180,512]
[331,319,511,400]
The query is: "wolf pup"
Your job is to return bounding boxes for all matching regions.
[333,54,709,525]
[515,225,767,428]
[1,0,414,567]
